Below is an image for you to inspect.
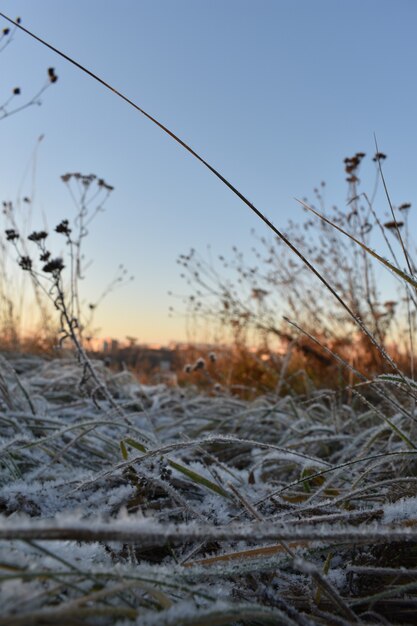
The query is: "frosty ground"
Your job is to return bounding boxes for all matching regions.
[1,352,417,625]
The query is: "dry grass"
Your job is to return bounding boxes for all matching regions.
[1,12,417,625]
[2,353,417,624]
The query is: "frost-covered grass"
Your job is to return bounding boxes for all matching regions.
[1,353,417,624]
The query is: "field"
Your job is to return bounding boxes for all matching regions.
[1,350,417,624]
[2,7,417,625]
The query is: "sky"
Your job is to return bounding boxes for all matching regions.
[0,0,417,345]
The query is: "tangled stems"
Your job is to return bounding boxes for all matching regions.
[5,199,131,423]
[51,270,130,423]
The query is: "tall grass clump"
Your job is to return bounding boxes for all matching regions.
[2,12,417,626]
[177,150,417,394]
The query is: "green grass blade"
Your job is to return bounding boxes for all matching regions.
[122,438,230,499]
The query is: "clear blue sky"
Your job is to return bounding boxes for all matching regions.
[0,0,416,344]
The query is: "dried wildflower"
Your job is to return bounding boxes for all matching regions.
[193,357,205,371]
[61,173,71,183]
[81,174,96,186]
[384,220,404,230]
[2,27,10,35]
[40,251,51,262]
[28,230,48,242]
[16,17,21,24]
[55,219,71,235]
[373,152,387,162]
[344,153,364,175]
[13,87,21,95]
[398,203,411,211]
[47,67,58,83]
[5,229,19,241]
[209,352,217,363]
[183,364,192,374]
[97,178,114,191]
[42,257,64,274]
[19,256,32,271]
[23,197,30,203]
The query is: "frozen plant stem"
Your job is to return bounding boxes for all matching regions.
[52,273,130,423]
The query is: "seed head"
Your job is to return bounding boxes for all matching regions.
[97,178,114,191]
[373,152,387,162]
[384,220,404,230]
[5,229,19,241]
[47,67,58,83]
[28,230,48,242]
[193,357,205,371]
[42,257,64,274]
[55,219,71,235]
[19,256,32,271]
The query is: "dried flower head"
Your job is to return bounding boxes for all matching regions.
[344,152,365,175]
[183,364,192,374]
[97,178,114,191]
[81,174,96,187]
[384,221,404,230]
[42,257,64,274]
[193,357,206,371]
[19,256,32,271]
[55,219,71,235]
[5,229,19,241]
[47,67,58,83]
[13,87,21,95]
[28,230,48,242]
[373,152,387,162]
[209,352,217,363]
[40,251,51,262]
[398,203,411,211]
